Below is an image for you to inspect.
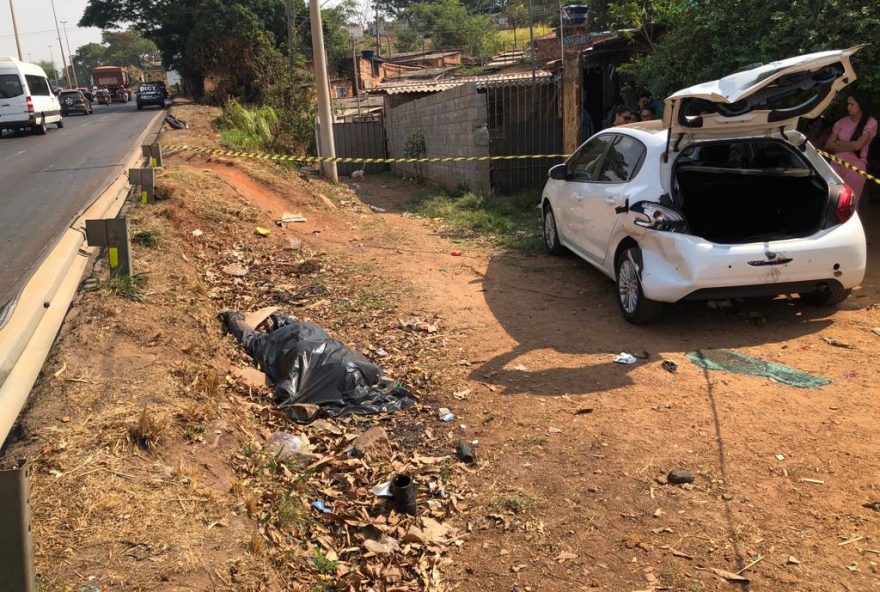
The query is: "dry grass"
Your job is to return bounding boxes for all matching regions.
[127,407,166,450]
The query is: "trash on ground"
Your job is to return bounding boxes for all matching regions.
[287,237,302,251]
[363,536,400,555]
[667,468,694,485]
[369,205,387,213]
[822,336,852,348]
[872,328,880,337]
[686,349,831,389]
[310,499,332,514]
[800,477,824,484]
[437,408,455,422]
[192,229,203,237]
[374,348,388,357]
[221,310,416,423]
[775,454,786,461]
[662,360,678,373]
[786,556,800,565]
[164,114,188,129]
[456,440,475,464]
[450,251,462,256]
[371,481,393,498]
[275,212,307,226]
[574,407,593,415]
[862,501,880,511]
[614,353,638,365]
[267,431,313,462]
[255,226,271,237]
[390,474,417,515]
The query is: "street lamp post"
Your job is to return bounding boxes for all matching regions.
[60,21,79,88]
[49,0,72,88]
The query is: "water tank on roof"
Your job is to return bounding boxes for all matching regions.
[562,5,590,26]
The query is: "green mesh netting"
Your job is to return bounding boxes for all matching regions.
[686,349,831,389]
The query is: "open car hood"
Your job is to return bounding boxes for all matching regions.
[663,46,862,139]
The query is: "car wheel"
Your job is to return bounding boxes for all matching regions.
[799,286,851,307]
[33,117,48,135]
[616,246,664,325]
[137,104,143,110]
[56,119,64,129]
[542,205,565,255]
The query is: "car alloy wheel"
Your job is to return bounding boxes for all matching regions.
[543,206,564,255]
[618,257,640,314]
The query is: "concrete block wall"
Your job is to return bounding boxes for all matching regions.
[385,83,491,194]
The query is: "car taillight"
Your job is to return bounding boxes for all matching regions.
[836,184,855,223]
[26,96,34,114]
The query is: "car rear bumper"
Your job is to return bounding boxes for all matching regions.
[639,215,866,302]
[0,115,36,130]
[61,107,88,114]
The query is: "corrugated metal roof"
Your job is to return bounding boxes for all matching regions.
[374,71,555,95]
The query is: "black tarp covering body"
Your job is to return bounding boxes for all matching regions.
[225,312,415,421]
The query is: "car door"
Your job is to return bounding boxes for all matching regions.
[582,134,647,263]
[24,74,56,121]
[558,135,614,254]
[0,68,26,123]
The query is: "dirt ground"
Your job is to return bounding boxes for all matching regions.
[5,103,879,591]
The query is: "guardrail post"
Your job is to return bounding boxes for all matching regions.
[0,460,35,592]
[85,218,132,278]
[128,168,155,205]
[141,143,163,168]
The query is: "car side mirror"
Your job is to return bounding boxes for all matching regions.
[549,164,567,180]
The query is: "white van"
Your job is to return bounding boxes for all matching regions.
[0,56,63,135]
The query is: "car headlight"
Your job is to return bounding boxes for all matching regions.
[631,202,690,233]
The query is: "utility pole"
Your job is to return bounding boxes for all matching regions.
[527,0,536,82]
[60,21,79,88]
[559,2,565,70]
[351,35,362,118]
[49,0,72,88]
[374,3,380,55]
[7,0,24,61]
[309,0,338,183]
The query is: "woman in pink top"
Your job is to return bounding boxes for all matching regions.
[825,91,877,204]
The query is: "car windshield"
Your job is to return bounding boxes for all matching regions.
[0,73,24,98]
[61,92,80,98]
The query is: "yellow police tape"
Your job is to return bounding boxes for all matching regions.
[162,144,567,164]
[162,144,879,186]
[817,149,880,186]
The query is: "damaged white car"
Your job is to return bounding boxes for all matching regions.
[541,47,866,324]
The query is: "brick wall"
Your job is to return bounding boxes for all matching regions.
[385,83,491,194]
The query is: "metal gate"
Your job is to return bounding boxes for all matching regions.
[331,120,389,177]
[484,80,563,194]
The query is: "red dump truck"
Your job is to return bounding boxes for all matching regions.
[91,65,131,103]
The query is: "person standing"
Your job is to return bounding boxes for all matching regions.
[825,91,877,205]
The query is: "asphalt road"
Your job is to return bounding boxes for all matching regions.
[0,102,162,315]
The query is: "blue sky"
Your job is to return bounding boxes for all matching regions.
[1,0,101,65]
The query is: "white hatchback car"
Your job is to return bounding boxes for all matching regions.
[541,47,866,324]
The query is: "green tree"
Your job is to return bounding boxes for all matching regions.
[608,0,880,104]
[72,42,106,74]
[37,60,57,81]
[101,30,159,68]
[406,0,498,55]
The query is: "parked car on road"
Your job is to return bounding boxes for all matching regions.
[0,56,63,135]
[136,83,165,110]
[541,47,866,324]
[59,89,93,116]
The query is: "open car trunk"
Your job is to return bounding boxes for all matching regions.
[672,141,830,244]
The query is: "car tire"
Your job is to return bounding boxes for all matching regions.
[799,286,851,307]
[56,119,64,129]
[616,246,664,325]
[33,117,48,135]
[137,104,143,110]
[542,204,565,255]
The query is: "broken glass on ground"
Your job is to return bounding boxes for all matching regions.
[221,310,416,422]
[686,349,830,389]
